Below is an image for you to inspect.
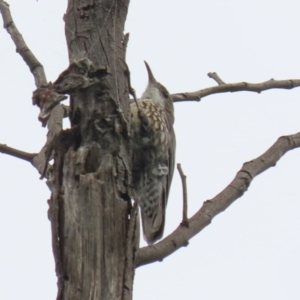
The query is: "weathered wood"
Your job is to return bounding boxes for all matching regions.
[48,1,133,299]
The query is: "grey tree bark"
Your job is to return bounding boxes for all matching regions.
[48,1,134,299]
[3,1,300,300]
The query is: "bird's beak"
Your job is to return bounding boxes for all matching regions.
[144,61,156,84]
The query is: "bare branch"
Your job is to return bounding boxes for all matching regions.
[136,132,300,267]
[0,1,66,178]
[177,163,188,226]
[172,78,300,102]
[32,104,65,177]
[0,104,64,178]
[0,0,47,87]
[0,2,69,187]
[207,72,225,85]
[0,143,36,162]
[0,1,67,131]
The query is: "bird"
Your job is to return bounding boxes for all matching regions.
[131,61,176,244]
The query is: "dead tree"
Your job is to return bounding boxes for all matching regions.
[1,1,300,300]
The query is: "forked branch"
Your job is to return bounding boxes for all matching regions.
[0,2,66,178]
[136,132,300,267]
[172,78,300,102]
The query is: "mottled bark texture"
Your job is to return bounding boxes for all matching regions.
[48,1,134,299]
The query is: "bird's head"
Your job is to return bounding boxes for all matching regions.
[141,61,170,102]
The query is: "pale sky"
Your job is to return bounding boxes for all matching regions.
[1,1,300,299]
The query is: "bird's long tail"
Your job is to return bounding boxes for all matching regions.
[139,174,167,244]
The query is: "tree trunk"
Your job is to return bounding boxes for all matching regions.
[48,1,135,299]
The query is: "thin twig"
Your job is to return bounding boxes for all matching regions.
[207,72,225,85]
[172,78,300,102]
[0,143,37,162]
[0,0,47,87]
[177,163,188,227]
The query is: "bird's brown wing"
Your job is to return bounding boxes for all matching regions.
[131,99,176,244]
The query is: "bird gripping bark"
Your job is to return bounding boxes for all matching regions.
[131,61,176,244]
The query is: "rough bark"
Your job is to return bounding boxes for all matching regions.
[47,1,134,299]
[3,2,300,299]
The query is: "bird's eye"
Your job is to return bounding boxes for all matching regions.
[162,91,169,98]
